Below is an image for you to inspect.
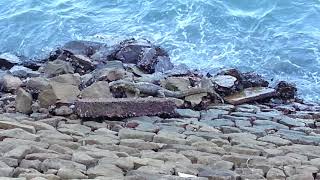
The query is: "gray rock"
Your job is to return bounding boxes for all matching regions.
[258,135,292,146]
[153,132,186,145]
[15,88,33,114]
[50,73,81,86]
[72,151,96,166]
[119,128,155,142]
[4,145,33,159]
[40,158,86,172]
[279,117,305,127]
[42,60,74,78]
[175,109,200,118]
[0,74,22,92]
[0,121,36,133]
[25,77,51,92]
[0,128,39,141]
[0,53,21,69]
[54,105,73,116]
[212,75,237,88]
[57,168,88,179]
[87,163,124,178]
[80,81,112,99]
[120,139,162,150]
[266,168,286,180]
[225,87,276,105]
[38,81,80,108]
[198,169,240,180]
[9,66,40,78]
[200,109,229,120]
[19,159,41,170]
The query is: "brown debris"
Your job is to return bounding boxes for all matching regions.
[225,87,276,105]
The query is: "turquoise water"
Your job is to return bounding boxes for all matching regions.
[0,0,320,101]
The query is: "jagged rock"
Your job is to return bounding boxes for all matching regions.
[0,121,36,133]
[57,168,88,179]
[76,98,176,118]
[62,40,103,57]
[50,73,81,86]
[9,66,40,78]
[266,168,286,180]
[160,77,190,91]
[54,106,73,116]
[25,77,51,92]
[198,169,240,180]
[0,129,39,141]
[242,72,269,88]
[69,54,97,74]
[15,88,33,114]
[42,60,74,78]
[212,75,237,89]
[0,53,21,69]
[0,74,22,92]
[80,81,112,99]
[154,56,174,73]
[4,145,33,159]
[38,82,80,108]
[275,81,297,100]
[225,87,276,105]
[94,67,128,82]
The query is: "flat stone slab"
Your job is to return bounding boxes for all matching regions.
[76,98,176,118]
[225,87,276,105]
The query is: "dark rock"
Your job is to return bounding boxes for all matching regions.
[42,60,74,78]
[76,98,176,118]
[275,81,297,100]
[0,53,21,70]
[62,40,103,57]
[242,72,269,88]
[225,87,276,105]
[154,56,174,73]
[115,39,152,64]
[9,66,40,78]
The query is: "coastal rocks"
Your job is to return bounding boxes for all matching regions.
[38,82,80,108]
[9,66,40,78]
[114,38,173,73]
[0,53,21,69]
[15,88,33,114]
[212,75,237,89]
[0,74,22,92]
[42,60,74,78]
[76,98,176,118]
[275,81,297,100]
[225,87,276,105]
[80,81,112,99]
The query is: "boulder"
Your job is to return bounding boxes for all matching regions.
[25,77,51,93]
[9,66,40,78]
[0,53,21,69]
[50,73,81,86]
[80,81,112,99]
[212,75,237,89]
[42,60,74,78]
[62,40,103,57]
[160,77,190,91]
[38,82,80,108]
[275,81,297,100]
[76,98,176,118]
[15,88,33,114]
[0,74,22,92]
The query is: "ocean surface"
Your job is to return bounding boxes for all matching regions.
[0,0,320,102]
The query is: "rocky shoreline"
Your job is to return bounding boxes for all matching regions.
[0,39,320,179]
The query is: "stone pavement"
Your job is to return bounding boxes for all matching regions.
[1,103,320,180]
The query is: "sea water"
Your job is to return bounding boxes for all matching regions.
[0,0,319,102]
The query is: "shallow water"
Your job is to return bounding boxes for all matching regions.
[0,0,320,102]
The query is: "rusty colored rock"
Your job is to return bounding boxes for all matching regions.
[225,87,276,105]
[75,98,176,118]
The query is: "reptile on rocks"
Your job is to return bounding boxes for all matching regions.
[109,79,224,103]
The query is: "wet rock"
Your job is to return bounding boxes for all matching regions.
[15,88,33,114]
[38,82,80,108]
[275,81,297,100]
[241,72,269,88]
[80,81,112,99]
[76,98,176,118]
[0,53,21,69]
[154,56,174,73]
[69,54,97,74]
[0,74,22,92]
[9,66,40,78]
[42,60,74,78]
[225,87,276,105]
[62,40,103,57]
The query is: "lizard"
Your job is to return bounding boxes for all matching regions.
[109,80,224,103]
